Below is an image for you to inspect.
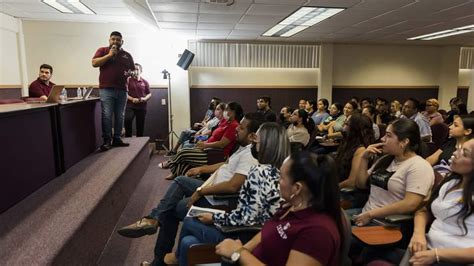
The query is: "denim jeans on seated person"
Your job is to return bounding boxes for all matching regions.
[146,176,215,266]
[100,88,128,142]
[176,217,226,266]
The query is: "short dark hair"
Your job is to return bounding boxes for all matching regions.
[227,102,244,121]
[377,98,389,105]
[244,112,266,134]
[361,97,373,105]
[134,63,142,72]
[40,64,53,74]
[308,100,317,108]
[110,31,122,38]
[257,96,271,105]
[363,104,377,116]
[318,98,329,109]
[283,106,295,114]
[406,98,421,110]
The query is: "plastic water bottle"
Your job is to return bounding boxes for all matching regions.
[77,87,82,98]
[60,88,67,103]
[82,87,87,97]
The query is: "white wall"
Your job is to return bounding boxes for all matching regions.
[459,69,473,87]
[0,13,22,85]
[189,67,318,87]
[333,44,442,86]
[21,20,190,135]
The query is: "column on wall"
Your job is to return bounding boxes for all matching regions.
[318,43,333,103]
[17,19,29,96]
[468,68,474,112]
[438,46,460,110]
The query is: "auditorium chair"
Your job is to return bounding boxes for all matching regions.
[430,123,449,150]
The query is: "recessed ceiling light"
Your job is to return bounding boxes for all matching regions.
[42,0,95,14]
[408,24,474,41]
[262,7,345,37]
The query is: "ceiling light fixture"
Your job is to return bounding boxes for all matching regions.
[41,0,95,14]
[262,7,345,37]
[42,0,73,13]
[408,24,474,41]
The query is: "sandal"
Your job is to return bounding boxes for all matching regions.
[158,161,170,169]
[165,173,176,180]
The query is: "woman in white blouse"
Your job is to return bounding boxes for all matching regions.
[408,139,474,265]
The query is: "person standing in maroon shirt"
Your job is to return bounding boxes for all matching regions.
[92,31,135,151]
[125,63,151,137]
[28,64,55,100]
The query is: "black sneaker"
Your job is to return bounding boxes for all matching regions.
[99,140,111,152]
[164,150,176,157]
[111,139,130,147]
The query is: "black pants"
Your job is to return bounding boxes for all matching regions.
[124,107,146,137]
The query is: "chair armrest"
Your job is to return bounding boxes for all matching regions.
[217,225,262,234]
[340,187,356,193]
[213,194,239,201]
[384,214,414,224]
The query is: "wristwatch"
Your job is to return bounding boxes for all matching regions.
[230,246,246,263]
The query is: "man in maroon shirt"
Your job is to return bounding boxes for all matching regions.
[28,64,55,100]
[92,31,135,151]
[125,63,152,137]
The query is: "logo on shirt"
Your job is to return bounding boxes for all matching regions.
[276,222,291,239]
[121,54,129,59]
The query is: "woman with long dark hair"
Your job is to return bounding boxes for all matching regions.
[408,139,474,265]
[336,113,375,189]
[287,109,311,146]
[352,118,434,226]
[215,152,344,265]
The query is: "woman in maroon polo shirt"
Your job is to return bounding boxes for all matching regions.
[216,152,343,266]
[125,63,151,137]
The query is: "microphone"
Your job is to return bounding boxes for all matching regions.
[111,45,117,60]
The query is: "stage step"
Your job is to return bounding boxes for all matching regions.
[0,137,150,265]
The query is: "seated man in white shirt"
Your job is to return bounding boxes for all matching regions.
[117,112,265,266]
[402,98,432,142]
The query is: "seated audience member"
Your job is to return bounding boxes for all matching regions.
[306,100,317,118]
[168,98,222,156]
[408,139,474,265]
[125,63,152,137]
[352,118,434,226]
[422,98,444,126]
[362,105,381,140]
[159,102,243,179]
[402,98,432,142]
[193,97,221,129]
[215,152,343,266]
[426,115,474,173]
[350,96,361,110]
[118,112,266,266]
[317,102,343,134]
[361,97,374,109]
[287,109,311,147]
[298,98,307,110]
[28,64,55,100]
[168,122,291,265]
[445,97,463,125]
[311,98,330,125]
[375,98,393,125]
[256,96,277,122]
[179,103,226,150]
[337,113,375,189]
[279,106,294,129]
[391,100,402,118]
[326,101,358,139]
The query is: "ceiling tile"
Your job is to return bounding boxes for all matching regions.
[150,3,199,13]
[198,13,242,23]
[198,2,251,14]
[197,23,235,30]
[353,0,416,10]
[234,23,272,31]
[238,14,282,24]
[254,0,307,4]
[246,4,299,16]
[155,12,198,22]
[305,0,362,8]
[197,29,232,36]
[229,29,263,36]
[158,22,197,29]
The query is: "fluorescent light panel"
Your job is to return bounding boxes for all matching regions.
[263,7,345,37]
[408,24,474,41]
[42,0,95,14]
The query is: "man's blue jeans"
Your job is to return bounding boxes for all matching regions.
[176,217,225,266]
[100,88,127,142]
[147,176,214,266]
